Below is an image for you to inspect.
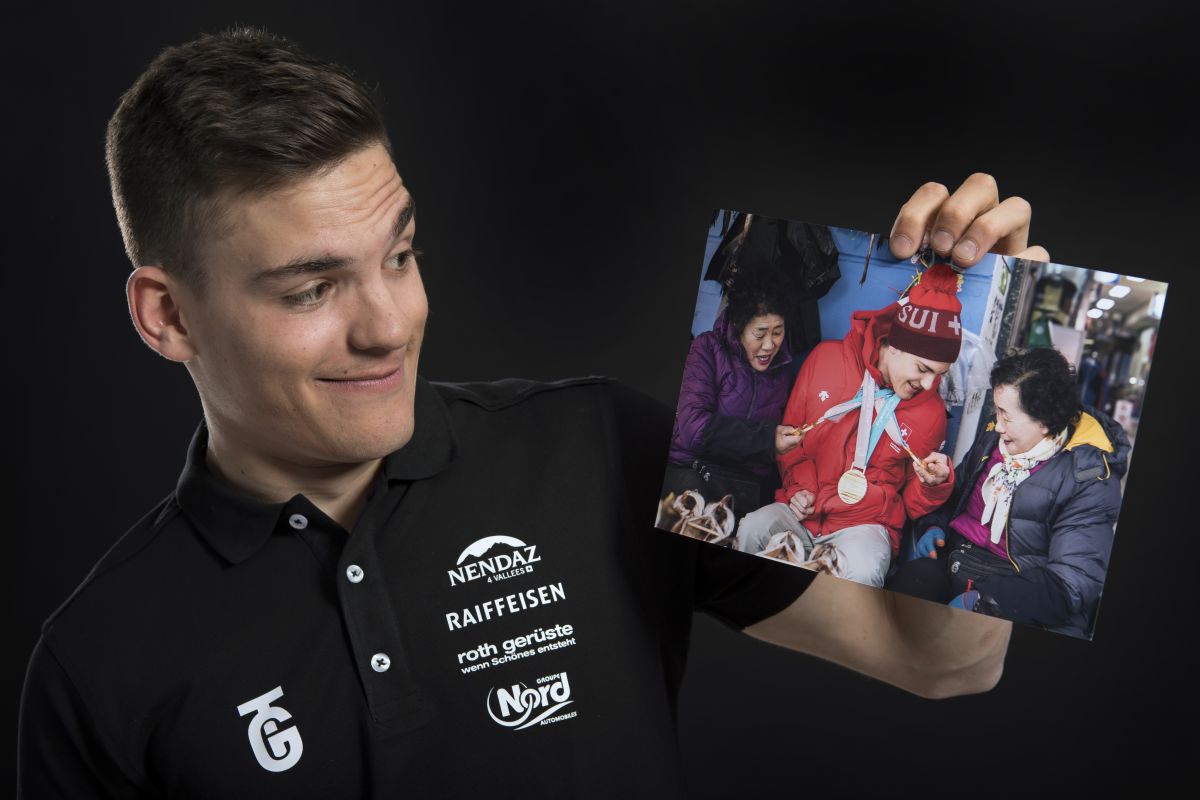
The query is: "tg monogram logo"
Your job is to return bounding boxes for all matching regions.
[237,686,304,772]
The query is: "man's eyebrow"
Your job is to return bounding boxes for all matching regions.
[252,255,351,285]
[392,195,416,241]
[251,195,416,286]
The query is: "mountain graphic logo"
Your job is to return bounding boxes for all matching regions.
[456,535,527,565]
[449,535,542,587]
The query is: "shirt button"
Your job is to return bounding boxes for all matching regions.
[371,653,391,673]
[346,564,364,584]
[288,514,308,530]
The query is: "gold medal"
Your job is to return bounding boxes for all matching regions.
[837,467,868,504]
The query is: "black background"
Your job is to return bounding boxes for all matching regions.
[7,1,1193,795]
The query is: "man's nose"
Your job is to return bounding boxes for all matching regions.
[347,276,409,352]
[920,373,935,391]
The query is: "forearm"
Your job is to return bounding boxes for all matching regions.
[746,574,1011,699]
[887,589,1012,699]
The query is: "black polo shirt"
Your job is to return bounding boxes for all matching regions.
[19,377,812,798]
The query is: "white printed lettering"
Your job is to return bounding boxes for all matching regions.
[236,687,304,773]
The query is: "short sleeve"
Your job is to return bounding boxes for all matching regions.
[692,545,816,629]
[18,636,147,799]
[604,380,815,631]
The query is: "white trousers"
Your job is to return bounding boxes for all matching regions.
[735,502,892,588]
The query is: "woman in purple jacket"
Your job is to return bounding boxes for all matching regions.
[664,283,803,515]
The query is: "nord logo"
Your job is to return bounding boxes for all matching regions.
[486,673,573,730]
[449,535,541,587]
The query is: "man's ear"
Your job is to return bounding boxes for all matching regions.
[126,266,199,362]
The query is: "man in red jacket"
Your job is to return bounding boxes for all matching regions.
[736,263,962,587]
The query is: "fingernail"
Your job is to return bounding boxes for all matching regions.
[931,230,955,253]
[892,233,913,254]
[953,238,978,262]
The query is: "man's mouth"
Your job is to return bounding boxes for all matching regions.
[317,363,406,392]
[907,381,921,395]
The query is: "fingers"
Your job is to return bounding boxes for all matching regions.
[928,173,1002,266]
[889,173,1043,270]
[890,182,950,259]
[953,195,1032,264]
[789,490,815,519]
[1014,245,1051,263]
[918,538,943,558]
[917,454,950,486]
[923,452,949,473]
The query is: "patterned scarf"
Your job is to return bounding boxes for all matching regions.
[979,428,1068,543]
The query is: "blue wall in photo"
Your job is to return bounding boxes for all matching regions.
[822,226,995,340]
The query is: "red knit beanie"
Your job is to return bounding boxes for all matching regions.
[888,262,963,363]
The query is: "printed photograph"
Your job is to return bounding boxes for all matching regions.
[654,211,1167,640]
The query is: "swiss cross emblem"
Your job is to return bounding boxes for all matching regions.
[819,390,830,402]
[900,423,912,440]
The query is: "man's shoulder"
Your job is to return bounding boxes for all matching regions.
[41,491,188,636]
[431,375,668,424]
[431,375,614,411]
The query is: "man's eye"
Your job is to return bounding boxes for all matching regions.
[390,247,423,270]
[283,283,331,307]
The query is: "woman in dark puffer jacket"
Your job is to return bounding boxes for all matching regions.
[663,281,802,515]
[888,347,1129,639]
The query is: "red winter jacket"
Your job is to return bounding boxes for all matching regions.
[775,306,955,553]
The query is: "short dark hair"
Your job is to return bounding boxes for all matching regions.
[990,347,1083,434]
[106,27,391,291]
[725,270,789,337]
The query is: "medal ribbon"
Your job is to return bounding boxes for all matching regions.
[818,371,906,470]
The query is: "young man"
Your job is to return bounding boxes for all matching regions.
[18,28,1042,798]
[736,263,962,587]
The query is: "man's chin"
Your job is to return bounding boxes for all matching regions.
[318,423,415,464]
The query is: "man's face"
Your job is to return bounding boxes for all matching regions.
[179,142,428,468]
[881,344,951,401]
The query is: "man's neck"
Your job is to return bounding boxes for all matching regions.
[204,422,382,534]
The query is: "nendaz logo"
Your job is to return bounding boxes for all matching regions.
[486,672,574,730]
[449,535,541,587]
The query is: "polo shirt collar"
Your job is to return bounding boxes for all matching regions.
[176,376,457,564]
